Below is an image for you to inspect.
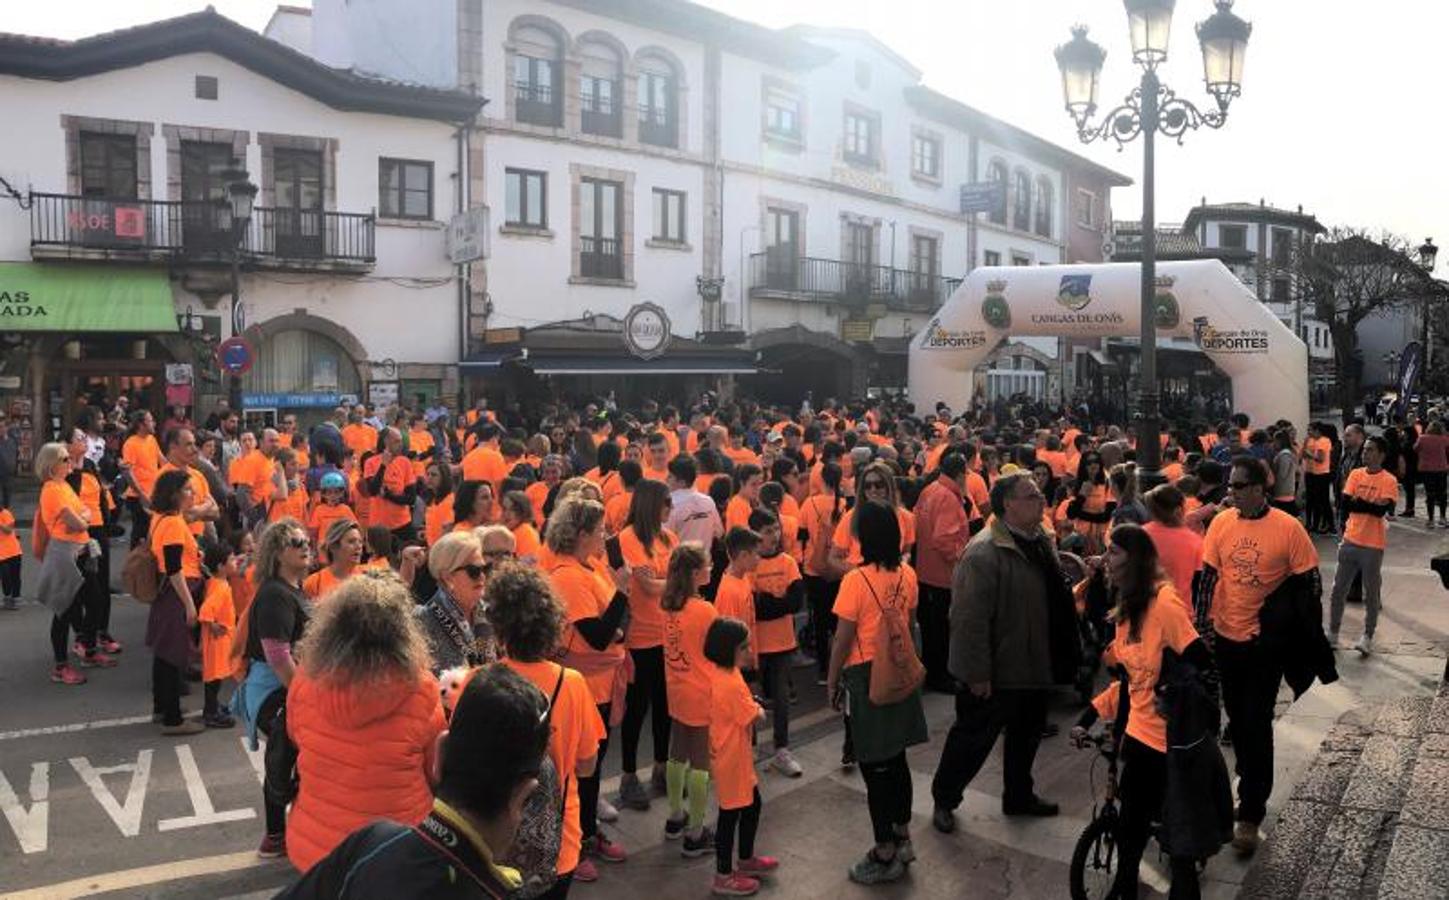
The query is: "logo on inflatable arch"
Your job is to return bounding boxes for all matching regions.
[1057,274,1093,311]
[1154,275,1181,329]
[922,316,988,350]
[981,279,1012,329]
[1191,315,1270,354]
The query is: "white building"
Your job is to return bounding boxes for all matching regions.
[0,9,481,448]
[297,0,1129,407]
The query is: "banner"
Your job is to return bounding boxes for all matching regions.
[1396,340,1423,417]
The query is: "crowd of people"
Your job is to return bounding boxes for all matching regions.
[18,386,1434,899]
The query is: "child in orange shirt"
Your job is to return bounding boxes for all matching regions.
[706,617,778,897]
[661,542,719,855]
[308,471,358,550]
[747,509,806,779]
[199,538,240,729]
[714,527,763,669]
[0,505,21,610]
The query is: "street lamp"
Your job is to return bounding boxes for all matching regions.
[221,166,257,412]
[1055,0,1251,488]
[1416,237,1438,417]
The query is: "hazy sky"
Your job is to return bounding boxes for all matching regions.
[10,0,1443,267]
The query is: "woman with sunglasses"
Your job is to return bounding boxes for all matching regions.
[1067,452,1114,556]
[416,530,494,674]
[828,461,915,573]
[236,518,313,861]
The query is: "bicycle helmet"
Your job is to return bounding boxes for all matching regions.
[319,471,347,491]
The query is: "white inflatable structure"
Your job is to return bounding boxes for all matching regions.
[909,260,1308,431]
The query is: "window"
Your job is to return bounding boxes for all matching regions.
[986,161,1008,225]
[1076,188,1096,227]
[843,111,877,166]
[983,249,1002,267]
[764,87,801,141]
[1272,276,1290,302]
[1218,224,1247,250]
[1272,227,1293,267]
[180,141,235,252]
[846,221,875,267]
[273,148,323,257]
[1034,177,1054,238]
[1013,170,1031,232]
[911,134,940,179]
[910,234,939,301]
[652,189,685,243]
[512,24,562,127]
[505,168,546,228]
[379,158,433,220]
[638,58,678,148]
[79,132,138,199]
[763,207,800,291]
[579,39,622,138]
[1012,254,1032,267]
[194,75,218,100]
[579,178,623,279]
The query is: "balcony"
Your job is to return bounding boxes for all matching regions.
[515,81,561,128]
[638,108,677,149]
[29,193,375,271]
[747,251,961,312]
[581,95,622,139]
[579,236,623,280]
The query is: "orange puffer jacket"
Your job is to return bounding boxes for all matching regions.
[285,669,445,872]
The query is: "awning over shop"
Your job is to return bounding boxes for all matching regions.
[459,349,520,370]
[0,262,176,332]
[527,354,759,376]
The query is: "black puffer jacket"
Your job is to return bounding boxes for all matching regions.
[1157,648,1233,860]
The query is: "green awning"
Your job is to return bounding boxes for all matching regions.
[0,263,177,332]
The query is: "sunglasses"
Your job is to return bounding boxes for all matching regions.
[1228,481,1256,490]
[862,479,888,489]
[453,563,488,580]
[286,536,310,550]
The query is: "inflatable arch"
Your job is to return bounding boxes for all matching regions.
[909,260,1308,432]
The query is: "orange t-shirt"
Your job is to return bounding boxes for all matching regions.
[800,494,845,578]
[408,429,434,479]
[122,434,163,499]
[1204,507,1318,642]
[461,444,507,493]
[604,490,632,536]
[1161,462,1185,483]
[550,556,627,703]
[512,522,543,561]
[831,506,916,567]
[524,482,550,528]
[833,563,919,667]
[41,478,90,539]
[150,513,201,580]
[160,462,211,536]
[1304,436,1332,476]
[309,502,357,545]
[724,495,754,532]
[618,526,677,649]
[271,482,309,524]
[341,423,379,458]
[1091,585,1198,753]
[1341,467,1398,550]
[663,596,719,727]
[1142,522,1203,611]
[424,498,452,547]
[231,451,277,507]
[302,566,353,603]
[964,471,990,520]
[502,659,605,877]
[0,509,20,560]
[198,576,236,682]
[752,551,802,654]
[708,663,761,810]
[714,572,757,668]
[1039,449,1070,479]
[370,455,415,530]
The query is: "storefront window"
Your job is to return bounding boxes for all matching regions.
[242,328,360,411]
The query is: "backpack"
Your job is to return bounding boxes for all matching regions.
[122,542,163,603]
[860,572,925,705]
[503,667,567,899]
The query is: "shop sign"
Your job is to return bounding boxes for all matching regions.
[1191,316,1270,354]
[841,318,874,343]
[242,392,340,410]
[67,202,147,243]
[368,381,400,412]
[920,316,987,350]
[623,302,672,360]
[447,207,490,264]
[959,181,1006,217]
[217,338,253,374]
[166,383,193,407]
[165,363,193,386]
[370,358,398,381]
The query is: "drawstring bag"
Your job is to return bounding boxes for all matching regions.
[860,573,925,705]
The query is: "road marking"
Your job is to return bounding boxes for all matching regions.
[0,762,49,854]
[0,714,155,742]
[70,751,152,840]
[159,745,255,831]
[6,850,269,900]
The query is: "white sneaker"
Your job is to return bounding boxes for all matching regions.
[1328,631,1340,648]
[769,748,803,778]
[1355,634,1373,657]
[597,796,620,823]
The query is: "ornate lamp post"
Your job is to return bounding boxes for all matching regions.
[222,166,257,411]
[1056,0,1251,486]
[1417,237,1438,416]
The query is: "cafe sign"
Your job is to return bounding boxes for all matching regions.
[623,302,672,360]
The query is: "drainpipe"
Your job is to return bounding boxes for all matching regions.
[456,121,470,370]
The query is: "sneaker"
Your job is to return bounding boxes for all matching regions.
[587,833,627,863]
[51,663,86,685]
[737,855,779,877]
[257,833,287,859]
[664,813,688,841]
[1231,821,1260,856]
[617,774,651,811]
[1355,634,1374,657]
[77,651,118,668]
[1328,631,1340,648]
[848,849,906,885]
[597,796,620,823]
[2,597,16,611]
[896,840,916,865]
[160,719,205,736]
[203,713,237,729]
[681,827,716,858]
[97,635,123,654]
[573,857,599,883]
[841,744,857,770]
[711,872,760,897]
[769,748,803,778]
[650,764,669,796]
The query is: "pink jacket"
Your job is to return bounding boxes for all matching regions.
[913,475,971,588]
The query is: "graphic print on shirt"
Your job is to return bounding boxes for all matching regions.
[1226,538,1265,588]
[664,613,687,672]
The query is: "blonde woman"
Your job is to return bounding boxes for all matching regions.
[33,442,96,685]
[302,518,364,603]
[417,530,493,672]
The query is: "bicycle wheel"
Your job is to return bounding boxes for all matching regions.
[1069,808,1120,900]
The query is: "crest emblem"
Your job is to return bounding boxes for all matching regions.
[1057,274,1092,311]
[982,279,1011,329]
[1154,275,1180,329]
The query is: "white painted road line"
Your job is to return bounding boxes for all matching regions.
[6,850,272,900]
[0,714,155,742]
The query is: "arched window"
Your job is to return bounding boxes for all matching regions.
[1013,169,1031,232]
[512,22,563,127]
[986,160,1008,225]
[1034,176,1054,238]
[637,52,681,148]
[243,329,361,403]
[578,36,624,138]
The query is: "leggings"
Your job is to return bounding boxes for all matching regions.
[1304,473,1334,532]
[50,600,89,663]
[859,751,913,846]
[1116,736,1201,900]
[257,689,288,837]
[1423,471,1448,519]
[620,646,670,773]
[578,702,611,841]
[716,788,762,875]
[88,528,113,636]
[758,651,791,750]
[127,498,151,549]
[153,656,184,727]
[804,575,840,676]
[0,556,20,598]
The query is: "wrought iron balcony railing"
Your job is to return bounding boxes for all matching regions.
[748,251,961,312]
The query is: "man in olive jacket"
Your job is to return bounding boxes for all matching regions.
[930,471,1080,834]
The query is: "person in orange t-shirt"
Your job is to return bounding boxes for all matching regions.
[725,464,763,531]
[706,618,777,895]
[198,540,240,728]
[0,505,20,608]
[830,462,915,570]
[499,490,542,563]
[308,472,357,550]
[747,509,806,778]
[120,411,163,545]
[660,542,718,850]
[713,529,762,669]
[1328,435,1396,653]
[366,429,418,538]
[1071,524,1208,898]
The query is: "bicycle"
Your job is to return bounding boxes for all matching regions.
[1068,729,1124,900]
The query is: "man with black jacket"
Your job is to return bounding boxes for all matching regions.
[1194,458,1321,857]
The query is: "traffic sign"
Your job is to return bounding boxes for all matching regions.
[217,337,254,375]
[959,181,1006,217]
